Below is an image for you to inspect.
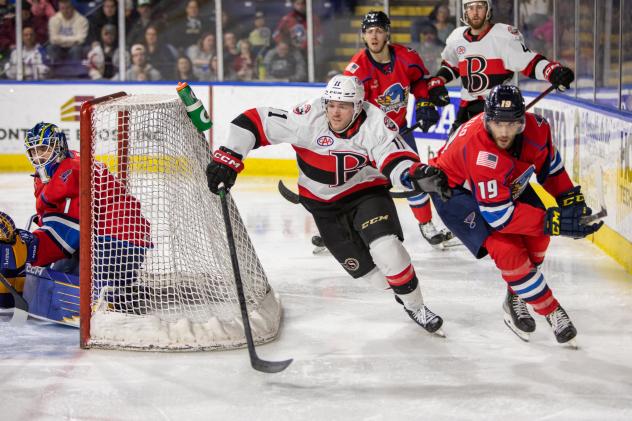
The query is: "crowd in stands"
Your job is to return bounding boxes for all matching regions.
[0,0,556,83]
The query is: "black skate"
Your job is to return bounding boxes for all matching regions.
[311,235,329,255]
[545,305,578,348]
[503,290,536,342]
[419,222,460,250]
[395,295,445,336]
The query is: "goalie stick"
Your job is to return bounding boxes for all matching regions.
[218,184,292,373]
[0,273,28,326]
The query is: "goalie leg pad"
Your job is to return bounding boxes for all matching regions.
[23,264,80,325]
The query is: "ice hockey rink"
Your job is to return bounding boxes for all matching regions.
[1,174,631,421]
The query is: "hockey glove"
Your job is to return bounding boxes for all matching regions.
[427,77,450,107]
[0,229,38,275]
[405,163,452,201]
[544,186,603,238]
[206,146,244,194]
[415,100,440,132]
[546,64,574,91]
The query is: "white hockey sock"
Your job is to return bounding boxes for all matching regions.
[397,285,424,311]
[361,267,390,290]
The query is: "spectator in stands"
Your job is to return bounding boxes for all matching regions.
[187,32,215,80]
[86,24,118,80]
[27,0,56,19]
[233,39,255,81]
[429,4,454,44]
[412,23,445,75]
[198,54,217,81]
[222,10,247,40]
[223,31,239,79]
[174,55,197,81]
[47,0,89,77]
[248,11,271,58]
[125,43,161,81]
[0,0,14,20]
[4,26,49,80]
[0,2,48,53]
[273,0,321,55]
[143,24,176,79]
[263,39,306,82]
[171,0,204,51]
[128,0,158,46]
[88,0,117,43]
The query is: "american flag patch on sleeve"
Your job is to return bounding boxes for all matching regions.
[476,151,498,169]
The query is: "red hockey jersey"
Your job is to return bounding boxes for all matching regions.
[31,151,151,267]
[344,44,430,129]
[430,113,573,236]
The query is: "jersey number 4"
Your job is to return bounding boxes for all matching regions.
[478,179,498,199]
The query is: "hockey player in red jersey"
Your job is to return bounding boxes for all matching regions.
[206,75,452,335]
[343,10,455,248]
[433,0,575,133]
[428,85,603,345]
[0,122,151,323]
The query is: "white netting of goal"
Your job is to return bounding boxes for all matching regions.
[84,94,281,351]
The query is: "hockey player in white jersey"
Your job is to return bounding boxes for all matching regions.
[206,75,450,335]
[433,0,575,132]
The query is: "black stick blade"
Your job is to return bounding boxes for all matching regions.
[277,180,301,204]
[253,357,293,373]
[0,273,29,326]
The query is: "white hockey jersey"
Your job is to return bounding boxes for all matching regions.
[217,97,420,202]
[439,23,555,102]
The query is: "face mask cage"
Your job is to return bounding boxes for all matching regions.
[25,136,61,182]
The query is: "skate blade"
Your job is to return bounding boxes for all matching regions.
[433,328,446,338]
[312,246,330,255]
[564,338,579,350]
[503,315,530,342]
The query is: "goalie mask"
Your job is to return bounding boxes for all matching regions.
[322,75,365,133]
[25,122,70,183]
[461,0,492,25]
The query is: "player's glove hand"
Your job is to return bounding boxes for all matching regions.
[0,229,38,275]
[427,77,450,107]
[406,163,452,201]
[206,146,244,194]
[415,100,440,132]
[546,63,574,91]
[544,186,603,238]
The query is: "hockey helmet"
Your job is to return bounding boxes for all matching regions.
[484,85,526,133]
[361,10,390,33]
[25,122,70,183]
[322,75,365,132]
[461,0,492,25]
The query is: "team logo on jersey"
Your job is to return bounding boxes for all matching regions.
[60,169,72,182]
[376,83,408,113]
[384,117,398,132]
[456,46,466,56]
[317,136,334,146]
[329,150,369,187]
[345,62,359,74]
[464,56,490,93]
[464,211,477,229]
[343,258,360,271]
[293,103,311,115]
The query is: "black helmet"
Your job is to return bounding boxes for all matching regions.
[361,10,390,32]
[484,85,525,122]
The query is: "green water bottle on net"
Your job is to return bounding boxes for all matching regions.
[177,82,212,132]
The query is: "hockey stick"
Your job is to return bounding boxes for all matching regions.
[0,273,28,326]
[218,184,292,373]
[277,180,300,204]
[526,85,556,111]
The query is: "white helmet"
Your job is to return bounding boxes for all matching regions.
[461,0,492,25]
[322,75,365,132]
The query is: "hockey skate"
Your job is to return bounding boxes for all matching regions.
[311,235,330,255]
[419,222,459,250]
[395,295,445,337]
[503,290,536,342]
[545,305,578,348]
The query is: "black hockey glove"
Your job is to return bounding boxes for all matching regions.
[544,186,603,238]
[415,100,440,132]
[547,64,574,91]
[206,146,244,194]
[427,77,450,107]
[408,163,451,201]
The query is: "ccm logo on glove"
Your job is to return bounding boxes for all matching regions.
[213,149,244,172]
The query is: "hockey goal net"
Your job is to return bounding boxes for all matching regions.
[79,92,281,351]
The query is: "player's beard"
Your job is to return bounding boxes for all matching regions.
[468,17,486,31]
[367,39,388,56]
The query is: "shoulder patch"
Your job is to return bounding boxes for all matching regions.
[293,103,312,115]
[345,62,359,74]
[475,151,498,169]
[508,26,520,36]
[384,117,398,132]
[60,169,72,183]
[456,46,466,56]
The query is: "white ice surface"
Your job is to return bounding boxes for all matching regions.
[1,174,631,421]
